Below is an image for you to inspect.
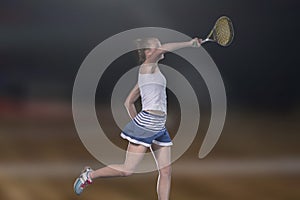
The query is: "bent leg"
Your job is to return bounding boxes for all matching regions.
[151,144,172,200]
[90,142,147,179]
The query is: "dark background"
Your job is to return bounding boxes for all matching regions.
[1,0,299,110]
[0,1,299,200]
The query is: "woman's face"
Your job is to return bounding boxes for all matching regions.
[145,38,164,60]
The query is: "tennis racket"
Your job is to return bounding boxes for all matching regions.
[198,16,234,47]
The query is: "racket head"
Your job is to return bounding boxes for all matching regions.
[208,16,234,46]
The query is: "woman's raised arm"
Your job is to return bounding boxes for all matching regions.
[145,38,202,64]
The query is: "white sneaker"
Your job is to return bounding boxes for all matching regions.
[73,167,93,195]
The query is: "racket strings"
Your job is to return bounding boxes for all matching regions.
[214,17,234,46]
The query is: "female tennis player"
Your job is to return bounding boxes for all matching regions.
[74,37,202,199]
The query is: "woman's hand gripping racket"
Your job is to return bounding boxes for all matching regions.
[193,16,234,47]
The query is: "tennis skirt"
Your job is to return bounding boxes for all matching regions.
[121,111,173,147]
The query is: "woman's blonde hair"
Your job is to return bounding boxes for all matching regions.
[135,38,158,64]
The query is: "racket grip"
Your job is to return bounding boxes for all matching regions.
[192,41,199,47]
[201,38,210,44]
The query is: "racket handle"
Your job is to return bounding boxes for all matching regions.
[192,41,199,47]
[192,38,205,47]
[193,38,213,46]
[201,38,213,44]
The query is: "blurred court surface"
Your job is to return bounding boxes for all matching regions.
[0,101,299,200]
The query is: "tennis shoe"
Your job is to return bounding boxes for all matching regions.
[73,167,93,195]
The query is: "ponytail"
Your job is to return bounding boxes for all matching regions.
[135,38,147,64]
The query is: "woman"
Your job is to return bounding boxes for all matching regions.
[74,37,202,199]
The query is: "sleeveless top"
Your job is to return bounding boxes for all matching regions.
[138,67,167,114]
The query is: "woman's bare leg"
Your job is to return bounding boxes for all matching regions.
[90,142,147,179]
[151,144,172,200]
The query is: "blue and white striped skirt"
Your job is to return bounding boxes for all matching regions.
[120,111,173,147]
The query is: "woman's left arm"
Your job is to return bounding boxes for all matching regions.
[124,83,140,119]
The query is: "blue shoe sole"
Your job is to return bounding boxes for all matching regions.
[74,177,84,195]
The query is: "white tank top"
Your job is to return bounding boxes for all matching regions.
[138,69,167,114]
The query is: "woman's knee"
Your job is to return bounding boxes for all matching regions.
[120,166,134,177]
[120,170,133,177]
[159,165,172,177]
